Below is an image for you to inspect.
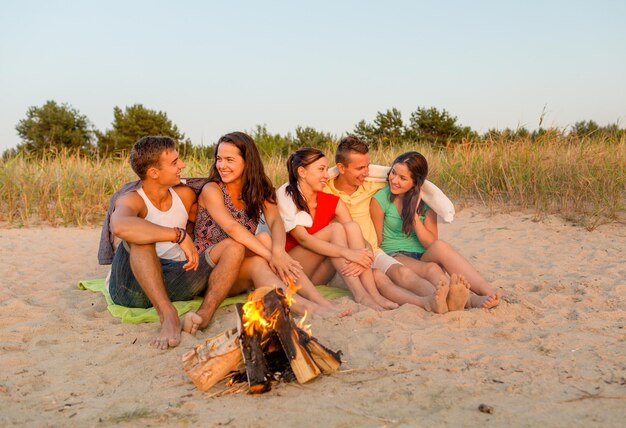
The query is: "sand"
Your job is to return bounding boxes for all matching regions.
[1,207,624,427]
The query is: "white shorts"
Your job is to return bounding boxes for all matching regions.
[372,249,401,274]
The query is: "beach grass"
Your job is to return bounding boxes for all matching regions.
[1,135,624,229]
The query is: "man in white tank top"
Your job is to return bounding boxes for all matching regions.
[108,136,245,350]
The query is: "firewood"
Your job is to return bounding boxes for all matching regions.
[181,328,243,391]
[184,286,342,393]
[297,328,342,374]
[236,304,271,394]
[262,289,320,384]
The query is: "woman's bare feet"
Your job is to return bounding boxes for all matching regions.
[425,277,449,314]
[314,304,353,319]
[375,296,400,310]
[354,293,384,311]
[447,274,470,311]
[467,291,502,309]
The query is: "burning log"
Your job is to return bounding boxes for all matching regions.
[181,328,243,391]
[261,289,320,384]
[183,286,342,394]
[235,303,271,394]
[297,329,342,374]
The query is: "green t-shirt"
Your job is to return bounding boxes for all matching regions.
[373,186,430,254]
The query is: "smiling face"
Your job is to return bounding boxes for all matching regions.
[338,151,370,188]
[298,156,330,192]
[215,142,245,184]
[388,162,415,196]
[152,149,185,186]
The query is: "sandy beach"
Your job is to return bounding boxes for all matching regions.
[1,207,624,427]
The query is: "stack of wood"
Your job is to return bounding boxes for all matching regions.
[182,287,342,394]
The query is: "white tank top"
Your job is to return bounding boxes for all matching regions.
[136,187,188,261]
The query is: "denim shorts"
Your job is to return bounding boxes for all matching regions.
[109,243,214,308]
[389,250,424,261]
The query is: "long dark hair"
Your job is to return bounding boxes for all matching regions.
[387,151,429,235]
[285,147,326,214]
[208,132,276,223]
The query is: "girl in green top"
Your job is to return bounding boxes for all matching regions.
[371,152,501,309]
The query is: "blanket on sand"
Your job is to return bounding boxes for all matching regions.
[77,279,351,324]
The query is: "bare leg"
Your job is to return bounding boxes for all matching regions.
[421,240,500,306]
[373,270,448,314]
[342,221,398,309]
[289,224,383,310]
[392,256,446,287]
[308,257,335,285]
[385,263,443,296]
[236,254,328,316]
[128,243,181,350]
[255,232,339,309]
[182,239,245,335]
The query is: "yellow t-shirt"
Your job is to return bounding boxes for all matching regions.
[323,177,386,250]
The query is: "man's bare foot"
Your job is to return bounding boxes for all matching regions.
[182,311,204,335]
[182,308,214,335]
[447,274,470,311]
[151,313,182,350]
[467,291,502,309]
[425,277,449,314]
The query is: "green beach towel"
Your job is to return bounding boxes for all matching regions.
[77,279,350,324]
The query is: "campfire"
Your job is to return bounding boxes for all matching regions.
[182,285,342,394]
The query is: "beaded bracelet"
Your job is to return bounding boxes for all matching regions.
[171,227,181,244]
[177,228,187,244]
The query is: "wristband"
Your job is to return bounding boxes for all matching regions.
[177,228,187,244]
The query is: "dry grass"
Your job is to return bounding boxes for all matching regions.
[1,135,624,230]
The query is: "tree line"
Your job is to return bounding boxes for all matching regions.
[6,100,624,159]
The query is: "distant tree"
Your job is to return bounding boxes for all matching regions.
[250,124,293,157]
[353,108,404,145]
[293,126,335,148]
[406,107,472,145]
[15,100,94,155]
[570,120,625,141]
[352,120,376,144]
[531,127,565,142]
[97,104,188,156]
[2,147,18,160]
[483,127,530,141]
[570,120,600,138]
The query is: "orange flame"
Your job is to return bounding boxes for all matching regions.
[283,278,300,308]
[242,299,277,336]
[297,311,312,337]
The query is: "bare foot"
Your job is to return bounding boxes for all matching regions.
[467,291,502,309]
[315,305,353,319]
[447,274,470,311]
[355,294,384,311]
[375,296,400,310]
[182,311,204,335]
[151,313,182,350]
[426,277,449,314]
[181,306,215,335]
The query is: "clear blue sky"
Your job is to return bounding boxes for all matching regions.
[1,0,625,151]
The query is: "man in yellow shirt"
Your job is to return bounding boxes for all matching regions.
[324,136,449,313]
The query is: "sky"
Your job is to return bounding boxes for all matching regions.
[1,0,625,151]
